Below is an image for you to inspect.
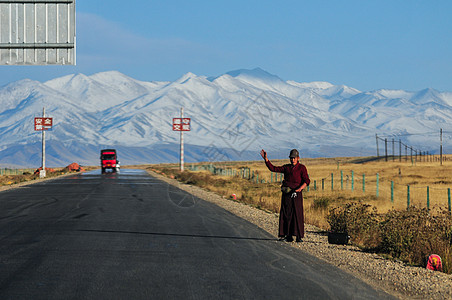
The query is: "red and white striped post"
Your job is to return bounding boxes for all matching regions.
[180,107,184,172]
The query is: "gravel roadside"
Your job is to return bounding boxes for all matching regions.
[149,170,452,300]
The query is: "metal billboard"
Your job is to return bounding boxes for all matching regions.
[0,0,75,65]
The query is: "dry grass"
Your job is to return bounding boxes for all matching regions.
[0,166,97,186]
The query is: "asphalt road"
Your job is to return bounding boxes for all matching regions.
[0,169,395,299]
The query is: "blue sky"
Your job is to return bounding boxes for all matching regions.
[0,0,451,92]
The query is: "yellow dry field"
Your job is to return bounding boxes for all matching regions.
[182,155,452,230]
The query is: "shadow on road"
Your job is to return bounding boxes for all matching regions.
[78,229,275,241]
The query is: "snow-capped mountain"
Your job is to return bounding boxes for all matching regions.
[0,68,451,167]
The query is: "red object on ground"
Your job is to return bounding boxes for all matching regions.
[65,162,84,172]
[33,167,56,175]
[426,254,443,271]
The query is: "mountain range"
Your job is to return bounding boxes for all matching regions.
[0,68,451,167]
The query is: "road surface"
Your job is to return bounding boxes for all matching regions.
[0,169,395,299]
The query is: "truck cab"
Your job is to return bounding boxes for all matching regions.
[100,149,118,174]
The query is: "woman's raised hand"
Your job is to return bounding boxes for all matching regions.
[260,149,268,161]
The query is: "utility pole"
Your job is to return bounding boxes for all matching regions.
[41,107,46,178]
[376,134,379,157]
[392,138,395,161]
[440,128,443,166]
[385,138,388,162]
[405,144,408,162]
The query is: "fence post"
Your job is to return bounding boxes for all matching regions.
[363,174,365,193]
[271,173,273,183]
[351,171,354,191]
[256,174,259,184]
[376,173,379,198]
[341,171,343,190]
[331,173,334,191]
[427,186,430,211]
[322,179,324,191]
[448,188,451,213]
[391,181,394,203]
[407,185,410,211]
[314,180,317,191]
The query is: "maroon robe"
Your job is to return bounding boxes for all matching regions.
[265,160,310,239]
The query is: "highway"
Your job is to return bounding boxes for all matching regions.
[0,169,395,299]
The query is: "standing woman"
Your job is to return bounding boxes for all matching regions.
[260,149,310,242]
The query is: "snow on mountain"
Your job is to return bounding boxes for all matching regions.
[0,68,451,167]
[44,71,164,112]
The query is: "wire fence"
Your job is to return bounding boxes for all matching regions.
[305,171,451,212]
[0,168,35,176]
[188,163,452,212]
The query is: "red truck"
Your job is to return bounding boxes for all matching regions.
[100,149,119,174]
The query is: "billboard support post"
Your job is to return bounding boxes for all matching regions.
[172,108,191,172]
[180,108,184,172]
[34,108,53,178]
[41,107,46,178]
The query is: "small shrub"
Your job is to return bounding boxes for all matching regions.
[327,202,380,248]
[379,207,452,269]
[312,197,331,210]
[327,205,348,233]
